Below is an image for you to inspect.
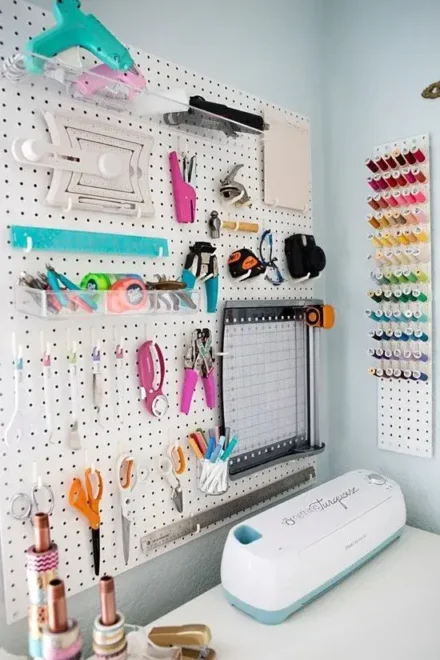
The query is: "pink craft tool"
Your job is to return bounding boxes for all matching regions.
[181,328,215,415]
[138,341,169,418]
[74,64,146,100]
[169,151,197,223]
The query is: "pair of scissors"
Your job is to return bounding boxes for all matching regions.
[158,447,185,514]
[10,482,54,521]
[68,467,103,576]
[117,454,136,566]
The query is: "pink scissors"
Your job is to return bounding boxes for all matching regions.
[138,341,169,418]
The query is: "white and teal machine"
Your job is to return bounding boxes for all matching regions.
[221,470,406,624]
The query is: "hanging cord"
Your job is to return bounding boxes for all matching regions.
[259,229,285,286]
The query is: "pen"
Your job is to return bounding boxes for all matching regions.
[221,437,238,462]
[205,434,216,461]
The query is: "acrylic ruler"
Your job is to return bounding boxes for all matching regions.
[140,466,315,554]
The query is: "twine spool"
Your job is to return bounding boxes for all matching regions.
[42,618,82,660]
[27,543,59,659]
[93,613,127,660]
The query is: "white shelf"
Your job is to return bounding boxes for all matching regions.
[15,285,200,319]
[2,53,265,145]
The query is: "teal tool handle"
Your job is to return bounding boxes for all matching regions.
[25,0,134,74]
[221,437,238,461]
[46,268,67,307]
[182,269,196,290]
[205,275,219,314]
[56,272,98,311]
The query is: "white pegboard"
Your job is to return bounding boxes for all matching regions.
[369,134,432,457]
[0,1,317,624]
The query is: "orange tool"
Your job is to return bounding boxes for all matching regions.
[68,467,103,576]
[168,444,186,475]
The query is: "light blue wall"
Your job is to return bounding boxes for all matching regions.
[1,1,326,654]
[323,0,440,532]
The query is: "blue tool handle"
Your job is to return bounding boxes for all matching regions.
[205,435,216,461]
[56,272,98,311]
[205,275,219,314]
[25,0,134,74]
[46,269,68,307]
[182,269,196,290]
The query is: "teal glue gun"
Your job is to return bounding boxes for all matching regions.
[25,0,134,75]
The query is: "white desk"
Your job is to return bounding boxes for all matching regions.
[151,526,440,659]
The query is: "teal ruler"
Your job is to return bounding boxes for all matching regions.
[10,225,169,258]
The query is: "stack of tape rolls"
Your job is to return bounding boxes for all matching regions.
[27,542,59,659]
[93,613,127,660]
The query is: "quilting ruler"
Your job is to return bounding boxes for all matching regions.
[140,466,315,554]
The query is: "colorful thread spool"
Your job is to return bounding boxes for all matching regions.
[414,226,429,243]
[366,158,379,173]
[410,370,428,382]
[413,168,427,184]
[367,196,381,211]
[411,146,426,164]
[414,330,429,342]
[368,177,380,192]
[374,155,388,172]
[402,188,416,205]
[411,351,429,363]
[384,153,398,169]
[27,543,59,659]
[412,288,428,303]
[393,150,406,166]
[412,186,426,204]
[415,269,429,283]
[402,167,416,184]
[402,147,416,165]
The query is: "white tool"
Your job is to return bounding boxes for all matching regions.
[67,340,81,451]
[91,337,103,427]
[11,112,154,217]
[12,138,127,179]
[41,336,53,444]
[115,339,125,425]
[221,470,406,625]
[4,334,26,447]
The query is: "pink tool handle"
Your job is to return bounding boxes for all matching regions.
[203,371,216,409]
[180,369,198,414]
[74,64,146,100]
[169,151,196,223]
[138,341,165,414]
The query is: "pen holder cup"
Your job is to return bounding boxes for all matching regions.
[197,459,229,496]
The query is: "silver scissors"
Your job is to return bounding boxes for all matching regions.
[10,482,54,521]
[117,453,149,565]
[158,455,183,514]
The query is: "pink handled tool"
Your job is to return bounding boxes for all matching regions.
[181,328,215,415]
[169,151,196,223]
[138,341,169,418]
[74,64,146,100]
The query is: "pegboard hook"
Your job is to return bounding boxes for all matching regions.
[63,197,73,214]
[157,246,164,258]
[24,236,33,253]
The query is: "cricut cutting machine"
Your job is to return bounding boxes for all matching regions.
[221,469,406,624]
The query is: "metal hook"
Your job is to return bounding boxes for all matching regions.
[24,236,32,253]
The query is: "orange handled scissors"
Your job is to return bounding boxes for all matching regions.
[68,467,103,576]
